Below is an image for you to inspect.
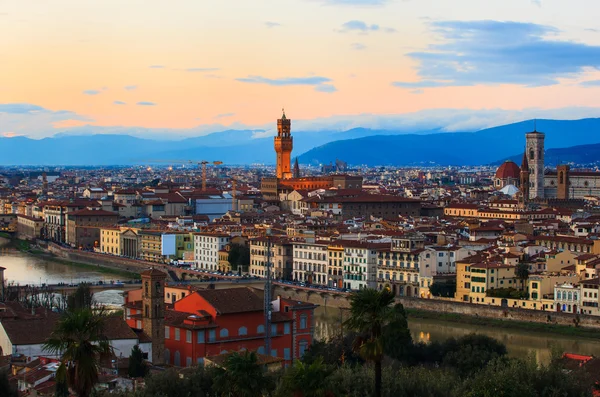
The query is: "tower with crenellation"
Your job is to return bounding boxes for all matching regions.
[274,109,293,179]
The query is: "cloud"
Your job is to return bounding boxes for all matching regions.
[0,103,93,139]
[265,21,281,28]
[0,104,45,114]
[314,84,338,93]
[351,43,367,50]
[580,80,600,87]
[340,20,379,32]
[214,113,235,119]
[236,75,335,93]
[83,90,101,95]
[113,101,127,105]
[585,28,600,33]
[149,65,165,69]
[411,89,424,95]
[185,67,220,72]
[124,85,137,90]
[2,132,22,138]
[392,20,600,89]
[136,101,156,106]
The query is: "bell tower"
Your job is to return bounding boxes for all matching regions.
[274,109,293,179]
[141,268,166,365]
[526,125,545,199]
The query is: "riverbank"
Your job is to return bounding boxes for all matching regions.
[0,236,139,279]
[406,307,600,340]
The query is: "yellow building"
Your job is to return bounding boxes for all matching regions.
[455,255,484,302]
[218,245,232,273]
[100,227,122,255]
[469,262,519,304]
[139,230,164,263]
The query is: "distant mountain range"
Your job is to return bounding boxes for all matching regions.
[2,118,600,166]
[299,118,600,166]
[499,142,600,167]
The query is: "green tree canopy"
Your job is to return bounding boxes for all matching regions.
[128,345,148,378]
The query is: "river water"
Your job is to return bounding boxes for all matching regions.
[2,245,600,362]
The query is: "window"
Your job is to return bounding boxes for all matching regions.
[197,330,205,343]
[175,328,180,341]
[238,326,248,336]
[165,326,170,339]
[299,340,308,357]
[258,346,265,355]
[284,323,291,335]
[220,328,229,338]
[165,349,170,364]
[300,315,308,329]
[209,329,216,342]
[186,357,192,367]
[186,330,192,343]
[174,351,181,367]
[271,324,277,336]
[284,348,291,360]
[257,324,265,334]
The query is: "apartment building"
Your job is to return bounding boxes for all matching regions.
[194,233,230,271]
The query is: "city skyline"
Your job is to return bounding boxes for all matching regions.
[3,0,600,139]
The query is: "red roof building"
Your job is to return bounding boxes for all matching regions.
[124,287,316,367]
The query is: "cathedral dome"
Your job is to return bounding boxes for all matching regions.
[495,161,520,180]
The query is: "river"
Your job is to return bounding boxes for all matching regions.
[2,246,600,362]
[0,243,132,307]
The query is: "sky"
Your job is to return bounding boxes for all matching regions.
[2,0,600,139]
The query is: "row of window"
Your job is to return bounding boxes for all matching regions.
[164,323,296,342]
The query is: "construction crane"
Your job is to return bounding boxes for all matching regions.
[142,159,222,191]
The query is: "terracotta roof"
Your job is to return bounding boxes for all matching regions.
[0,314,59,345]
[495,161,521,180]
[140,268,168,278]
[196,287,264,315]
[103,315,139,340]
[68,209,119,217]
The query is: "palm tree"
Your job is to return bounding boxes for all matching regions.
[343,288,397,397]
[43,309,111,397]
[212,351,271,397]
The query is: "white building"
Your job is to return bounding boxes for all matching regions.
[194,233,230,271]
[194,195,233,221]
[292,241,329,285]
[342,241,386,290]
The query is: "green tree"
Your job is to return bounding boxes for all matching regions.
[0,369,17,397]
[429,281,457,298]
[43,309,111,397]
[516,262,530,290]
[441,334,508,377]
[128,345,148,378]
[228,244,250,273]
[67,283,94,312]
[141,366,214,397]
[276,357,334,397]
[54,363,70,397]
[343,288,411,397]
[212,351,273,397]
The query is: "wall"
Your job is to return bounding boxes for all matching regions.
[271,286,600,330]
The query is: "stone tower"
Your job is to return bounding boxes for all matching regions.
[519,149,530,205]
[141,268,166,365]
[557,164,570,200]
[274,110,293,179]
[526,127,545,199]
[293,157,300,179]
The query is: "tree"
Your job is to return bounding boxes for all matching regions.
[343,288,411,397]
[441,334,507,377]
[228,244,250,273]
[212,351,273,397]
[276,358,334,397]
[141,366,214,397]
[128,345,148,378]
[67,283,94,312]
[54,363,69,397]
[429,280,457,298]
[516,262,530,290]
[43,309,111,397]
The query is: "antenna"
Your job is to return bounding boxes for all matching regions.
[533,119,537,132]
[264,228,273,356]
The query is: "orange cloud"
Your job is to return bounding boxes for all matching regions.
[2,132,22,138]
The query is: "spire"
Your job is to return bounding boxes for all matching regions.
[521,147,529,171]
[281,107,286,120]
[533,118,537,132]
[293,157,300,178]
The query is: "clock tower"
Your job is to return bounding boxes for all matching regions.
[274,110,293,179]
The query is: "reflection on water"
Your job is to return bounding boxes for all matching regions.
[314,306,600,364]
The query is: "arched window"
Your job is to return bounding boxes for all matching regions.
[144,281,149,296]
[257,324,265,334]
[559,172,564,184]
[165,349,170,364]
[174,351,181,367]
[299,340,308,357]
[238,326,248,336]
[220,328,229,338]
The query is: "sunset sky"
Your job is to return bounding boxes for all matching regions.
[2,0,600,139]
